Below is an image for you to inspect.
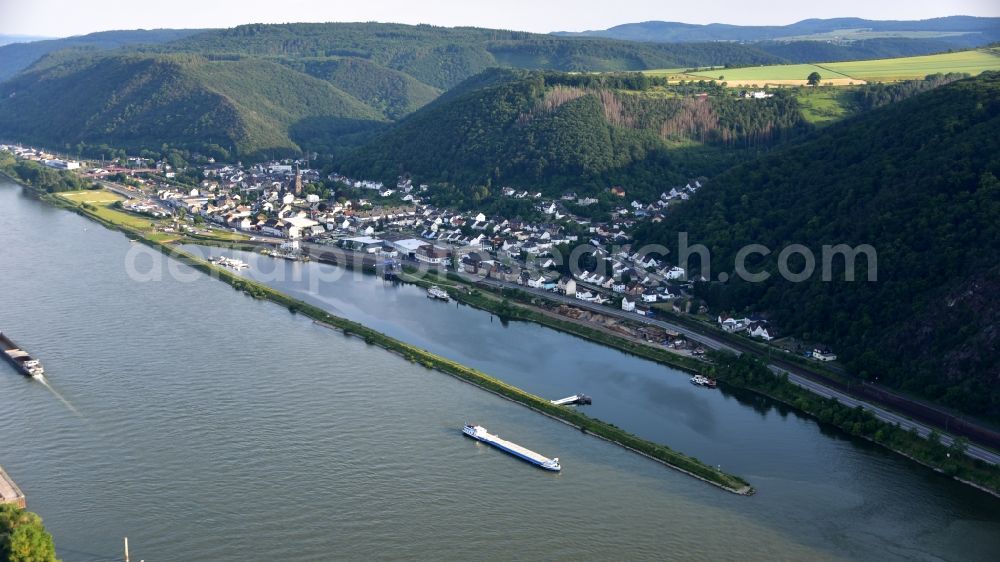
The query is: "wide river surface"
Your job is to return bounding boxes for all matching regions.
[1,180,999,561]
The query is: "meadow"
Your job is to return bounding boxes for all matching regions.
[821,49,1000,81]
[646,49,1000,86]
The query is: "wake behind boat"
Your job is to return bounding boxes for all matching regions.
[463,424,561,471]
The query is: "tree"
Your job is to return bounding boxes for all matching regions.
[0,504,58,562]
[807,72,822,86]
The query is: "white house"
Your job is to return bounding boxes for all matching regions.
[663,266,686,280]
[812,348,837,362]
[621,297,635,312]
[282,215,319,239]
[527,274,546,289]
[748,323,775,341]
[557,277,577,296]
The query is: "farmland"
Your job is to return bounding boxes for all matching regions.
[821,49,1000,81]
[648,49,1000,86]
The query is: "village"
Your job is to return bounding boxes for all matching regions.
[1,143,836,362]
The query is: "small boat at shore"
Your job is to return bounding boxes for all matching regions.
[0,331,45,378]
[427,286,450,301]
[690,374,717,388]
[463,424,561,471]
[210,256,249,270]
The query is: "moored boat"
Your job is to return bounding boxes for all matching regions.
[210,256,250,270]
[427,286,450,301]
[690,374,717,388]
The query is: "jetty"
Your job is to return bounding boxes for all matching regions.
[0,466,26,508]
[551,394,592,406]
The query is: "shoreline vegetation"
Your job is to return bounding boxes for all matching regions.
[5,169,1000,496]
[403,272,1000,496]
[2,175,754,495]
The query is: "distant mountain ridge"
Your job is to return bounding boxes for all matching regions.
[0,28,205,82]
[554,16,1000,44]
[554,17,1000,64]
[0,34,52,46]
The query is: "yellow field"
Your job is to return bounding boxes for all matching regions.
[57,190,122,204]
[644,49,1000,86]
[821,50,1000,81]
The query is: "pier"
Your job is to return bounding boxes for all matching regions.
[0,465,26,508]
[551,394,592,406]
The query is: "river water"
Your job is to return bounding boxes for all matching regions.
[1,180,998,561]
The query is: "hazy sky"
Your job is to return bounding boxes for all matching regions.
[1,0,997,37]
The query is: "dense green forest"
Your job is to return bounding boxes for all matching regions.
[292,57,442,119]
[341,70,809,199]
[0,28,203,82]
[0,22,804,160]
[166,22,785,89]
[0,21,982,165]
[633,72,1000,420]
[0,53,384,159]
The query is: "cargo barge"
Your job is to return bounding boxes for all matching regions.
[0,332,44,378]
[463,424,561,471]
[0,465,26,508]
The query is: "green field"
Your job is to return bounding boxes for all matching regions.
[57,191,157,230]
[821,50,1000,81]
[645,49,1000,85]
[793,88,854,125]
[56,190,122,204]
[688,63,853,82]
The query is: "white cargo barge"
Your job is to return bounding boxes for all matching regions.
[463,424,561,471]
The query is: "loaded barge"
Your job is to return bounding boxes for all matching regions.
[0,332,44,378]
[463,424,561,471]
[0,465,26,508]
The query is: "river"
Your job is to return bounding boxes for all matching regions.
[1,180,998,561]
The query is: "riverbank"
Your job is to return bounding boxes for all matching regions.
[18,179,1000,496]
[296,246,1000,497]
[27,183,754,495]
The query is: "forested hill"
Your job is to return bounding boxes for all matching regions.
[0,28,203,82]
[554,17,1000,62]
[555,16,1000,45]
[0,54,384,160]
[341,70,809,198]
[162,22,784,89]
[634,72,1000,420]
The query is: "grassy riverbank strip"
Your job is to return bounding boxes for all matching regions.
[707,354,1000,496]
[35,186,754,495]
[26,181,1000,496]
[397,269,1000,496]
